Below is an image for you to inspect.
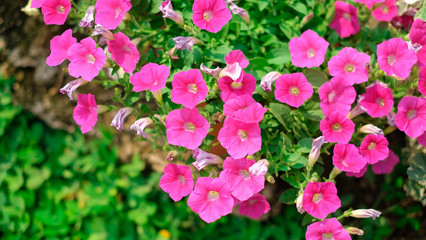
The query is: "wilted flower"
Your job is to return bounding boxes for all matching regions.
[130,118,153,138]
[192,148,223,171]
[60,78,87,100]
[359,124,384,135]
[111,107,133,131]
[92,24,115,40]
[159,0,184,25]
[79,6,95,27]
[260,72,280,92]
[296,194,305,214]
[386,111,397,127]
[219,62,242,81]
[249,159,269,176]
[200,63,222,78]
[172,36,200,51]
[350,209,381,220]
[229,2,250,24]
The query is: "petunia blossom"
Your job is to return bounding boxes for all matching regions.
[359,134,389,164]
[318,75,356,117]
[377,38,417,79]
[327,47,371,85]
[274,73,313,108]
[359,81,394,118]
[159,0,184,25]
[218,71,256,102]
[73,93,98,134]
[306,218,351,240]
[223,94,266,123]
[31,0,45,8]
[409,19,426,47]
[95,0,132,30]
[372,150,399,174]
[187,177,234,223]
[41,0,71,25]
[218,117,261,159]
[346,163,368,178]
[371,0,398,22]
[320,112,355,144]
[395,96,426,138]
[302,182,341,219]
[165,108,210,150]
[330,1,360,38]
[192,0,232,33]
[333,143,367,173]
[46,29,77,66]
[417,131,426,147]
[107,32,140,73]
[171,69,209,109]
[419,67,426,96]
[130,63,170,92]
[238,193,270,219]
[289,29,329,68]
[160,164,194,201]
[219,157,265,201]
[353,0,384,9]
[225,50,249,69]
[68,37,107,81]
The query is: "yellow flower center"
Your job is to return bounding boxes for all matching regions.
[184,122,196,132]
[177,175,185,184]
[289,86,300,96]
[368,142,377,151]
[203,11,213,21]
[86,54,96,64]
[376,98,385,107]
[238,130,248,140]
[239,169,251,179]
[312,193,323,203]
[332,123,342,131]
[387,54,396,65]
[207,191,219,200]
[187,83,198,93]
[56,5,65,14]
[322,232,334,240]
[307,48,316,58]
[345,64,355,73]
[231,81,243,89]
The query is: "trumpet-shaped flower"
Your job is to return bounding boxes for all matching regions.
[320,112,355,144]
[187,177,234,223]
[171,69,209,109]
[95,0,132,30]
[333,143,366,173]
[318,76,356,117]
[218,71,256,102]
[160,164,194,202]
[353,0,384,9]
[41,0,71,25]
[165,108,210,150]
[330,1,360,38]
[327,47,370,84]
[31,0,44,8]
[306,218,351,240]
[219,157,265,201]
[302,182,341,219]
[68,37,107,81]
[192,0,232,33]
[238,194,270,219]
[346,163,368,178]
[130,63,170,92]
[419,68,426,96]
[409,19,426,46]
[372,150,399,174]
[289,30,329,68]
[371,0,398,22]
[223,94,266,123]
[377,38,417,79]
[417,132,426,147]
[274,73,313,108]
[359,134,389,164]
[73,93,98,134]
[46,29,77,66]
[107,32,139,73]
[359,82,394,117]
[395,96,426,138]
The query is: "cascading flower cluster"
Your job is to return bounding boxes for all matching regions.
[36,0,426,237]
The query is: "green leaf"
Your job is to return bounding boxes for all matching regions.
[279,188,298,204]
[415,3,426,21]
[269,103,292,129]
[303,69,328,88]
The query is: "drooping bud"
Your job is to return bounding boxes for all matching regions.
[192,148,223,171]
[387,111,396,127]
[92,24,114,41]
[200,63,222,79]
[260,71,280,92]
[166,150,178,161]
[359,124,384,135]
[296,194,305,214]
[111,107,133,131]
[347,104,365,119]
[159,0,184,26]
[345,227,364,235]
[79,6,95,27]
[350,209,381,220]
[130,118,153,138]
[249,159,269,176]
[60,78,87,100]
[172,37,200,51]
[219,62,242,81]
[308,136,326,167]
[229,3,250,24]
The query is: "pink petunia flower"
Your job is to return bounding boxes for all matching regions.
[419,67,426,96]
[68,37,107,81]
[130,117,153,138]
[130,63,170,92]
[372,150,399,174]
[359,134,389,164]
[333,143,367,173]
[223,94,267,123]
[320,112,355,144]
[192,0,232,33]
[409,19,426,47]
[346,163,368,178]
[302,182,341,219]
[225,50,249,69]
[417,132,426,147]
[371,0,398,22]
[111,107,132,131]
[327,47,371,85]
[160,164,194,201]
[306,218,351,240]
[192,148,223,171]
[289,29,329,68]
[395,96,426,138]
[274,73,313,108]
[165,108,210,150]
[218,71,256,102]
[107,32,139,73]
[318,76,356,117]
[31,0,45,8]
[95,0,132,30]
[353,0,384,9]
[330,1,360,38]
[73,93,98,134]
[187,177,234,223]
[171,69,209,109]
[219,157,265,201]
[159,0,184,25]
[377,38,417,79]
[41,0,71,25]
[46,29,77,66]
[238,193,270,219]
[359,81,394,118]
[60,78,87,100]
[218,117,261,159]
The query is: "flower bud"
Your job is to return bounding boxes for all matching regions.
[200,63,222,79]
[111,107,133,131]
[347,104,365,119]
[80,6,95,27]
[92,24,114,41]
[192,148,223,171]
[219,62,242,81]
[308,136,326,167]
[249,159,269,176]
[260,71,280,92]
[266,175,275,184]
[166,151,177,161]
[130,118,153,138]
[172,37,200,51]
[159,0,184,26]
[345,227,364,235]
[60,78,87,100]
[229,3,250,24]
[350,209,381,220]
[359,124,384,135]
[387,111,396,127]
[296,194,305,214]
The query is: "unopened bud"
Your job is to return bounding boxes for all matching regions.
[92,24,114,40]
[172,37,200,51]
[359,124,384,135]
[200,63,222,79]
[192,148,223,171]
[60,78,87,100]
[79,6,95,27]
[166,151,178,161]
[159,0,184,25]
[111,107,133,131]
[308,136,326,167]
[229,3,250,24]
[266,175,275,184]
[350,209,381,220]
[260,71,280,92]
[387,111,396,127]
[296,194,305,214]
[130,118,153,138]
[347,104,365,119]
[346,227,364,235]
[249,159,269,176]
